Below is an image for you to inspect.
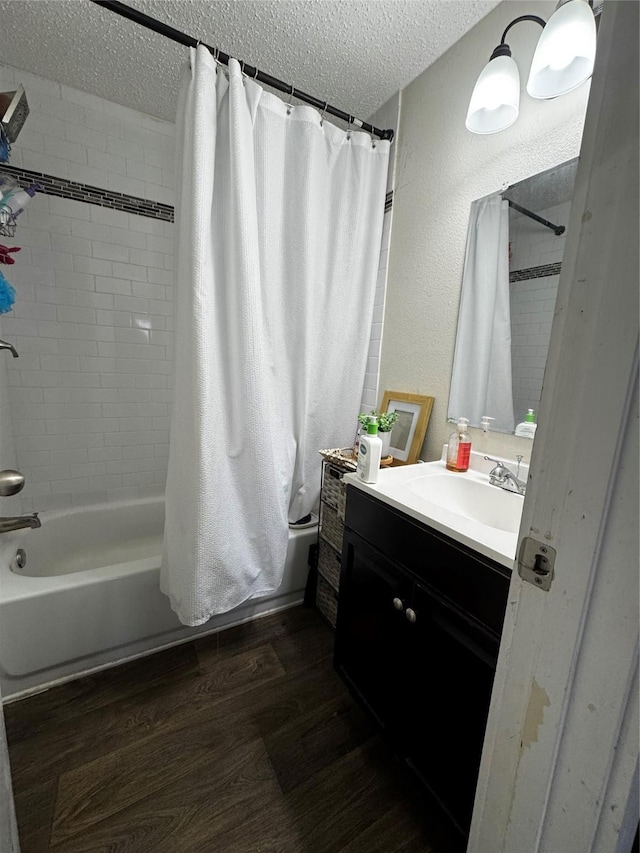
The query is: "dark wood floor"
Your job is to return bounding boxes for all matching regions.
[5,605,462,852]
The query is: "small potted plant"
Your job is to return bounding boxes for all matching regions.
[357,409,398,457]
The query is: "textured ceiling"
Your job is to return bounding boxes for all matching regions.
[0,0,500,125]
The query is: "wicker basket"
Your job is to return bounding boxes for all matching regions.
[322,464,347,517]
[316,572,338,629]
[317,539,341,591]
[320,503,344,552]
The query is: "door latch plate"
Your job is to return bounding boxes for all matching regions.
[518,537,556,591]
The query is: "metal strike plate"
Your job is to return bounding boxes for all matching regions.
[518,537,556,591]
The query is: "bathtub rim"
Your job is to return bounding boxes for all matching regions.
[0,501,319,700]
[0,497,317,602]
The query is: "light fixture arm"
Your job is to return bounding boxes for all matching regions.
[499,15,546,46]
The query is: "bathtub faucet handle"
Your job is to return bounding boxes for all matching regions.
[0,470,25,497]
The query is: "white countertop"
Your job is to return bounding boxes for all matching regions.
[343,451,524,569]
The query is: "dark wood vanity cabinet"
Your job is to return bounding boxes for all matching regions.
[334,486,511,841]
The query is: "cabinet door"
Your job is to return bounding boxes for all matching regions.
[404,581,499,835]
[334,530,413,733]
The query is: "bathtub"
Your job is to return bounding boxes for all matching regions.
[0,497,317,700]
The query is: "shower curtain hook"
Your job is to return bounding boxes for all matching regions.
[213,46,220,64]
[347,115,354,140]
[320,101,328,127]
[286,83,295,116]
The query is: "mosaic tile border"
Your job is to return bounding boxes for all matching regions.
[0,163,174,222]
[1,163,391,220]
[510,261,562,283]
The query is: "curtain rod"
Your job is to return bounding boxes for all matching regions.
[89,0,395,142]
[505,199,565,236]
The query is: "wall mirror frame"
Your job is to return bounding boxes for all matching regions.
[447,157,579,436]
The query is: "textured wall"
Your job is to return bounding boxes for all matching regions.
[379,0,590,463]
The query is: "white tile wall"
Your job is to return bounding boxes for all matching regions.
[0,63,175,511]
[509,202,571,424]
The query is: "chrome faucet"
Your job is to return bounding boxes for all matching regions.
[0,338,18,357]
[0,469,41,534]
[0,513,41,534]
[484,456,527,496]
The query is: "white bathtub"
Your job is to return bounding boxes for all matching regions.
[0,497,317,700]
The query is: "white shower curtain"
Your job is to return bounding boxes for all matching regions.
[449,194,515,434]
[161,49,389,626]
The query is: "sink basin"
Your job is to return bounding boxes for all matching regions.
[343,453,528,568]
[405,473,523,534]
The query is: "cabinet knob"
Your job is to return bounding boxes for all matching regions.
[405,608,417,623]
[392,597,404,611]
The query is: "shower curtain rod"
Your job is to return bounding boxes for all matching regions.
[505,198,566,236]
[89,0,395,142]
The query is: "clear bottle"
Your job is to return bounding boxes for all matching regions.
[446,417,472,472]
[356,417,382,483]
[515,409,537,438]
[0,184,37,218]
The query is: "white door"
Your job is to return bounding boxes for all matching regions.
[469,2,639,851]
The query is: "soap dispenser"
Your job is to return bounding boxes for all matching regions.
[515,409,537,439]
[480,416,494,433]
[356,417,383,483]
[446,417,471,472]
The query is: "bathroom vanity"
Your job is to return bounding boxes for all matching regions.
[334,454,523,840]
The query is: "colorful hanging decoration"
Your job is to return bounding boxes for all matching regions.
[0,244,20,265]
[0,269,16,313]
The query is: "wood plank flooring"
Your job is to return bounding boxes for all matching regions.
[5,605,463,852]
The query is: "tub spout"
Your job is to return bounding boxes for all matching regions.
[0,338,19,358]
[0,513,41,534]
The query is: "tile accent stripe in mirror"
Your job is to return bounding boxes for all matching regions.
[510,261,562,283]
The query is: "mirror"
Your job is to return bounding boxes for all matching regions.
[448,158,579,435]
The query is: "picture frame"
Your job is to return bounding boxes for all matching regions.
[379,390,435,465]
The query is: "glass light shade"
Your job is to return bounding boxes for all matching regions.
[527,0,597,99]
[466,55,520,134]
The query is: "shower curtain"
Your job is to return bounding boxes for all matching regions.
[449,194,515,434]
[161,49,389,626]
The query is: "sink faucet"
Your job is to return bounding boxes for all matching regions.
[0,512,41,534]
[484,457,527,496]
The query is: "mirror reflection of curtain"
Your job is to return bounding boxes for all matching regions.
[449,194,514,433]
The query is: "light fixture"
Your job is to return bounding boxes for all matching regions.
[466,0,597,135]
[465,42,521,134]
[527,0,597,99]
